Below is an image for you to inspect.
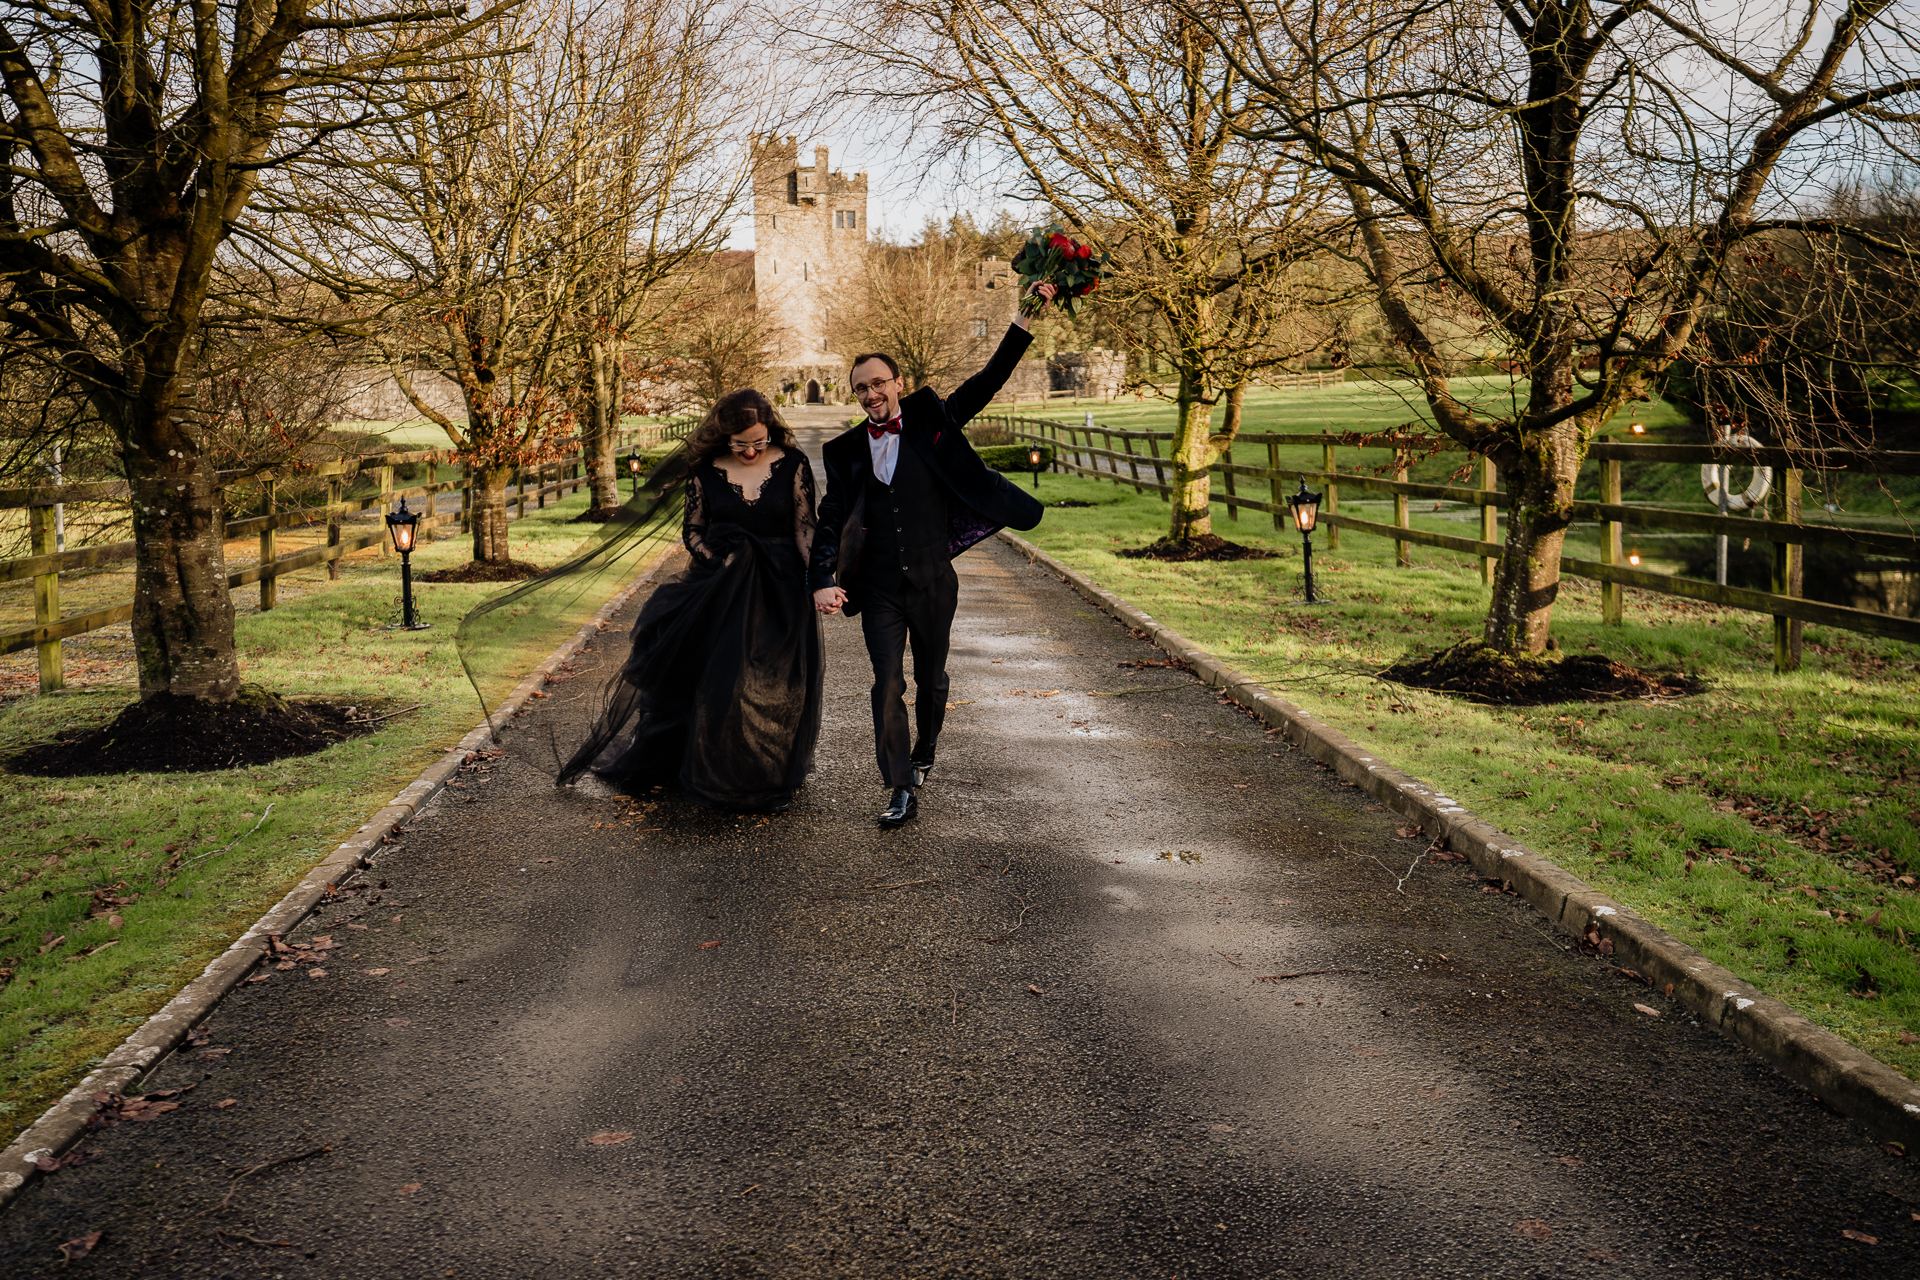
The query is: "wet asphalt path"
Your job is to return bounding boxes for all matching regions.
[4,530,1919,1277]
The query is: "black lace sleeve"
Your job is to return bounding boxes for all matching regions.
[793,452,818,569]
[684,465,716,565]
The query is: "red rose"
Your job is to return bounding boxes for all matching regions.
[1049,233,1071,250]
[1077,244,1093,258]
[1079,280,1096,295]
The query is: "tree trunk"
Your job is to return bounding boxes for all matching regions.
[470,466,513,563]
[1167,370,1216,540]
[1482,444,1577,653]
[127,440,241,700]
[584,338,622,513]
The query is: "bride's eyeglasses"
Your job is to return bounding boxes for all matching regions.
[728,436,771,453]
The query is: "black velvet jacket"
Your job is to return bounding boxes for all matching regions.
[808,325,1046,616]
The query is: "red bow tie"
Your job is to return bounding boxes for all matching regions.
[866,416,901,440]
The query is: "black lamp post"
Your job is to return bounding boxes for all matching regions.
[625,452,643,496]
[1029,446,1043,489]
[384,497,430,630]
[1287,479,1324,603]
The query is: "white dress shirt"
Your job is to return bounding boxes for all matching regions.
[866,416,902,484]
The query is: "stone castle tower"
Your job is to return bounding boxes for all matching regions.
[751,136,867,398]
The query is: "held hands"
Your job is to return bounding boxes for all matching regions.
[1012,281,1058,331]
[813,586,847,616]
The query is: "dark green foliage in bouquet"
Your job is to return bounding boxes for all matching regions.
[1012,223,1108,317]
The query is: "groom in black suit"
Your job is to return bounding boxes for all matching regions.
[809,285,1054,826]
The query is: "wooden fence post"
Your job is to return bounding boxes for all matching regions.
[1479,457,1498,585]
[1773,469,1803,672]
[1323,442,1340,550]
[1394,450,1411,568]
[259,476,278,612]
[537,462,548,509]
[460,463,472,534]
[327,475,344,580]
[376,465,394,560]
[1268,440,1284,530]
[1599,455,1622,625]
[516,466,528,519]
[30,503,61,692]
[1221,445,1239,521]
[1123,432,1144,493]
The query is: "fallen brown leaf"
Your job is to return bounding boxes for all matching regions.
[1633,1003,1660,1017]
[1027,984,1044,996]
[58,1230,102,1261]
[306,968,327,979]
[384,1018,412,1027]
[216,1099,237,1110]
[1514,1220,1553,1241]
[586,1132,633,1145]
[397,1182,422,1196]
[696,940,723,949]
[1842,1229,1877,1244]
[363,968,392,977]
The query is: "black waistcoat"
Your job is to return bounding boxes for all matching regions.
[859,437,950,590]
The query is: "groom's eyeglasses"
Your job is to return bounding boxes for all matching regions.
[853,377,897,396]
[728,437,771,453]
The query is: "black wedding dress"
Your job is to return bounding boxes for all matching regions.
[557,449,824,811]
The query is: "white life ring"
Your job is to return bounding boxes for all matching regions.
[1700,432,1772,512]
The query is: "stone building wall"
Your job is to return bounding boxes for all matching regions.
[752,135,868,385]
[336,367,466,423]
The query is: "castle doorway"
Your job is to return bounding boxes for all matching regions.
[806,379,822,403]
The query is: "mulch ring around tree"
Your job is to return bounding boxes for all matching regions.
[1378,640,1705,706]
[6,690,384,777]
[1117,534,1278,562]
[417,559,546,583]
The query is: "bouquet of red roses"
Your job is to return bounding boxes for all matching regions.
[1012,223,1108,317]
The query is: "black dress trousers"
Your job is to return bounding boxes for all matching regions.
[859,567,959,788]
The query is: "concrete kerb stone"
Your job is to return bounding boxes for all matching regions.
[997,529,1920,1148]
[0,553,674,1211]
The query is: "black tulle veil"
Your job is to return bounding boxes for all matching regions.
[454,445,692,752]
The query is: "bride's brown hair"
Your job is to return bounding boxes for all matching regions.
[687,389,793,464]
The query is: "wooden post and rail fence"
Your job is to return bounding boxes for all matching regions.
[980,413,1920,670]
[0,418,695,693]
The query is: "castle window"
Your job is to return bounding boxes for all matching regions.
[803,261,809,281]
[785,172,798,205]
[971,319,989,337]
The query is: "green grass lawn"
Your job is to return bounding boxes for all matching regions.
[1036,379,1920,520]
[1011,464,1920,1078]
[0,486,672,1144]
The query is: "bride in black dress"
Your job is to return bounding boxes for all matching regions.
[557,390,824,811]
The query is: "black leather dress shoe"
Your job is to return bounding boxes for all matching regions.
[878,786,918,827]
[911,761,934,788]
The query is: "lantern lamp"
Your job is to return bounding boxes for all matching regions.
[625,452,643,496]
[1627,546,1642,567]
[383,497,430,630]
[1629,422,1646,435]
[1028,446,1044,489]
[1287,480,1325,603]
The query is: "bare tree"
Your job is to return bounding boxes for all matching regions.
[0,1,508,700]
[817,0,1348,543]
[558,0,765,516]
[826,222,995,391]
[676,252,783,406]
[1211,0,1920,652]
